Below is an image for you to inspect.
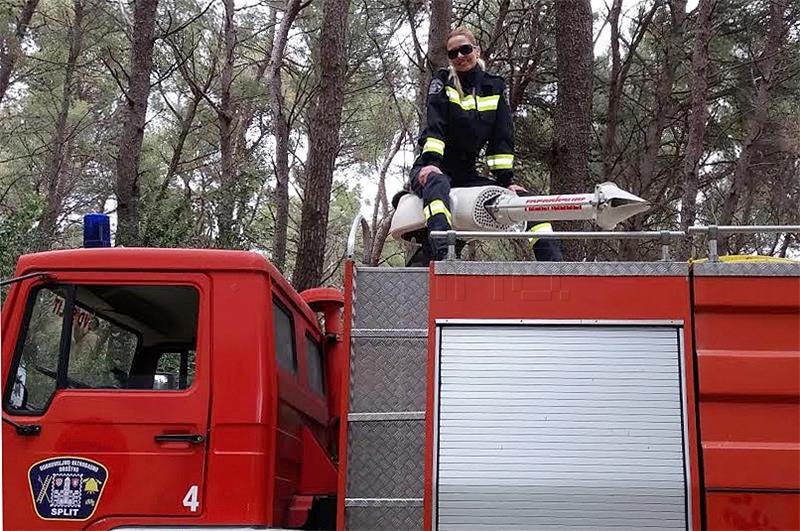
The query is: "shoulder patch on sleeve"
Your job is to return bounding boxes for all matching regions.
[428,78,444,95]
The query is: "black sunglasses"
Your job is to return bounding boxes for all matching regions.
[447,44,474,60]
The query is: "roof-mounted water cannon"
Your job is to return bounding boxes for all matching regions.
[389,181,651,241]
[485,182,651,230]
[83,213,111,248]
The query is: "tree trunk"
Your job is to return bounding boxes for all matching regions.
[551,0,593,260]
[637,1,685,188]
[33,0,85,251]
[234,8,275,163]
[291,0,350,291]
[620,1,685,260]
[0,0,39,106]
[115,0,158,247]
[415,0,451,132]
[602,0,623,181]
[603,1,660,181]
[216,0,239,248]
[268,0,304,272]
[718,0,789,254]
[508,3,542,113]
[679,0,713,258]
[482,0,510,66]
[365,131,403,266]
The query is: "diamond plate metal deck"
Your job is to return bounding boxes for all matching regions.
[350,336,427,413]
[346,506,424,531]
[693,261,800,276]
[353,268,429,329]
[346,420,425,499]
[345,266,430,530]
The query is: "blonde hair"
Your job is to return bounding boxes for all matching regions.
[447,27,485,96]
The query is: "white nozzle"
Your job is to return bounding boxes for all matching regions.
[389,182,650,241]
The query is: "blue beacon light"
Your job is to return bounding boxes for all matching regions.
[83,214,111,248]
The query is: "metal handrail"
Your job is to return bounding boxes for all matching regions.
[429,230,686,240]
[346,214,365,260]
[687,225,800,234]
[430,230,686,261]
[687,225,800,261]
[428,225,800,262]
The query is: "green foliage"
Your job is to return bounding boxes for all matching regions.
[0,194,42,280]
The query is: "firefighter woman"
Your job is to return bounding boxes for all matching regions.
[410,27,562,262]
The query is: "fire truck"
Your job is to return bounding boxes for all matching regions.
[2,185,799,530]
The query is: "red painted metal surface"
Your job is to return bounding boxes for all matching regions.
[706,493,800,531]
[335,260,355,531]
[693,274,800,529]
[271,281,330,526]
[2,249,335,530]
[298,425,338,495]
[423,270,702,531]
[286,495,314,527]
[3,271,214,529]
[301,287,346,421]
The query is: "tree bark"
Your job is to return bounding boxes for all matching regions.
[551,0,593,260]
[33,0,84,251]
[364,131,403,266]
[718,0,789,254]
[0,0,39,106]
[415,0,451,132]
[482,0,510,66]
[268,0,304,272]
[602,0,623,181]
[508,3,542,113]
[115,0,158,247]
[620,1,685,260]
[679,0,713,258]
[216,0,239,248]
[292,0,350,291]
[636,1,685,189]
[602,1,660,181]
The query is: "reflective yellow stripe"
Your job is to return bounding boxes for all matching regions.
[528,222,553,247]
[424,199,452,226]
[423,137,445,156]
[445,87,466,107]
[445,87,500,112]
[486,154,514,170]
[477,95,500,110]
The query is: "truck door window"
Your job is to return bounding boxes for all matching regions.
[273,299,297,373]
[6,286,67,412]
[67,309,138,389]
[306,334,325,396]
[4,284,200,412]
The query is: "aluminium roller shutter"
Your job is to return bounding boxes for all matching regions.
[435,324,689,530]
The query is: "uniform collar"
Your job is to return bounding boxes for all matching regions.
[457,66,483,91]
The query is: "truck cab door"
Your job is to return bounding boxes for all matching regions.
[2,274,211,529]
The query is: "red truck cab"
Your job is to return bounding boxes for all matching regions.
[2,248,339,530]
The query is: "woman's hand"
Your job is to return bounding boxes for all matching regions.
[417,165,440,186]
[508,184,527,194]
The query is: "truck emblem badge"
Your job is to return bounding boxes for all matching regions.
[28,457,108,521]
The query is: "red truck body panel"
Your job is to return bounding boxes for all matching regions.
[5,248,798,530]
[2,249,336,530]
[423,270,702,530]
[693,273,800,531]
